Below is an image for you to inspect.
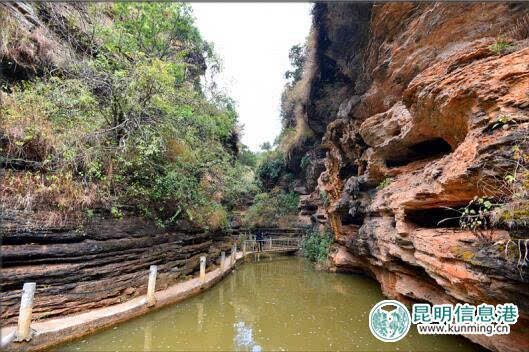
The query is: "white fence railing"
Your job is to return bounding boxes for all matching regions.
[242,237,301,254]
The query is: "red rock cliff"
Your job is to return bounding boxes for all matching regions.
[295,3,529,351]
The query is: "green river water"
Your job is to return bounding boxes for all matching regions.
[56,256,482,351]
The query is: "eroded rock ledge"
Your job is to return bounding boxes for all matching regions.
[1,210,233,326]
[296,3,529,352]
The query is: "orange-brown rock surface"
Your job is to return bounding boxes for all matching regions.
[296,3,529,351]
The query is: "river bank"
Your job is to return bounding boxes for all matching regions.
[1,252,246,351]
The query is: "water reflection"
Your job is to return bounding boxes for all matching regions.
[196,303,204,332]
[56,256,482,352]
[143,319,152,352]
[234,321,261,351]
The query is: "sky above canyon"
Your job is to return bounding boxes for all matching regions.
[192,3,312,151]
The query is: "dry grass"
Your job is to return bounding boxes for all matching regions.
[1,91,108,215]
[1,94,56,162]
[204,206,227,231]
[476,119,529,231]
[29,28,54,63]
[1,78,109,178]
[166,139,195,163]
[505,13,529,40]
[0,170,100,213]
[277,214,298,229]
[0,6,55,73]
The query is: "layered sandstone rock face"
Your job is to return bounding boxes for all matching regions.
[299,3,529,351]
[1,210,233,325]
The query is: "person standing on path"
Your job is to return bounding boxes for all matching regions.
[255,229,264,252]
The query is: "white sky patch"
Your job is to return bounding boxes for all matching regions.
[192,3,312,151]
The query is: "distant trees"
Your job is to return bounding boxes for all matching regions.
[260,141,272,151]
[239,145,257,168]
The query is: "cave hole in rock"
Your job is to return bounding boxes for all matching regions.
[340,210,364,226]
[509,228,529,240]
[385,138,452,168]
[406,207,463,228]
[339,164,357,180]
[302,204,318,212]
[390,256,439,285]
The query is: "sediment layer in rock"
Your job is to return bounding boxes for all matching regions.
[1,210,233,325]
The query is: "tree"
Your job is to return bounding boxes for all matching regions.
[112,3,209,61]
[239,145,257,168]
[260,141,272,151]
[284,44,305,85]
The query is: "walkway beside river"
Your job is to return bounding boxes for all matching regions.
[1,252,247,352]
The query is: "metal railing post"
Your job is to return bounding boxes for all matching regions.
[146,265,157,307]
[243,242,247,257]
[220,251,226,272]
[200,256,206,284]
[15,282,36,342]
[231,244,236,265]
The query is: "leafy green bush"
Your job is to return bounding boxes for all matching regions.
[438,128,529,241]
[0,3,257,229]
[438,196,499,234]
[242,188,299,227]
[220,162,260,211]
[284,43,306,85]
[239,145,257,168]
[279,191,299,211]
[302,229,333,263]
[256,152,285,187]
[377,178,391,190]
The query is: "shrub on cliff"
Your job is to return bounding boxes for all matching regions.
[256,151,286,189]
[242,188,299,228]
[276,34,317,160]
[0,5,58,80]
[440,117,529,241]
[484,137,529,235]
[284,43,306,85]
[302,229,333,263]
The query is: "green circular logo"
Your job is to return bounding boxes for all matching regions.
[369,300,411,342]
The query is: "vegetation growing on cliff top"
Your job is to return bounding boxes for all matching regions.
[0,3,255,230]
[240,147,299,228]
[242,189,299,228]
[239,36,320,229]
[277,35,316,159]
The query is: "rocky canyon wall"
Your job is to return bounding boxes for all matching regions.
[1,210,234,326]
[297,3,529,351]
